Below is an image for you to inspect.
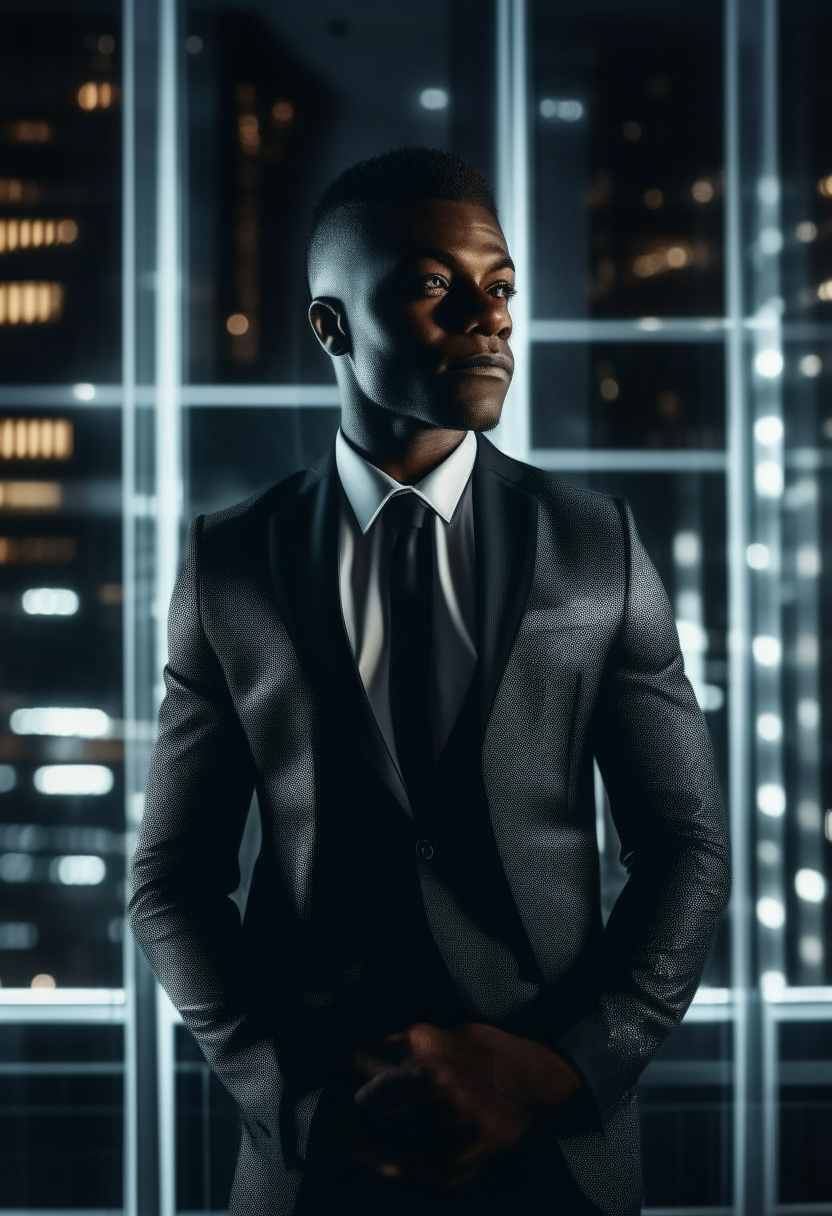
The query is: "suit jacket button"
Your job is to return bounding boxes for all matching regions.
[415,838,435,861]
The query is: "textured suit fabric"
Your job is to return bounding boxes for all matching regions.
[128,435,731,1216]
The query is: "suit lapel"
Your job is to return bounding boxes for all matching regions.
[268,446,413,819]
[472,435,539,731]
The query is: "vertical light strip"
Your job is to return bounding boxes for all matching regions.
[724,0,751,1211]
[495,0,530,462]
[155,1,181,1213]
[121,2,138,1213]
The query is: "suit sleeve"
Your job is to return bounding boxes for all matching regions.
[556,497,732,1120]
[128,517,287,1156]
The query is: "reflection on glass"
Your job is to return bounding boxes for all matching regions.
[532,341,725,449]
[186,0,496,383]
[531,0,723,319]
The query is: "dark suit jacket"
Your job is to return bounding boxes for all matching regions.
[129,434,731,1216]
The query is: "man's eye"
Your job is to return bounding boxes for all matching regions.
[421,275,448,292]
[490,281,517,300]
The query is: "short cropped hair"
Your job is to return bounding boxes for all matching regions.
[307,146,498,281]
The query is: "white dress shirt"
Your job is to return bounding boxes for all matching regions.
[335,428,478,771]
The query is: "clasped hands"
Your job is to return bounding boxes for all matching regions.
[325,1021,581,1189]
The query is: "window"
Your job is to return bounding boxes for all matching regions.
[2,1,832,1210]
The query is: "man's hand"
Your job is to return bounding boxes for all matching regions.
[331,1021,581,1188]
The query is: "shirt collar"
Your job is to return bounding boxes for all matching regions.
[335,428,477,535]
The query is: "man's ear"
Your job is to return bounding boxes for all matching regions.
[308,298,351,357]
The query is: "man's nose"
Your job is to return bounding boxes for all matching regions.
[456,284,512,341]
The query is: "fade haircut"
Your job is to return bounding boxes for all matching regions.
[307,146,498,286]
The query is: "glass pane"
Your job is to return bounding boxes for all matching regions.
[185,0,495,384]
[0,7,122,383]
[0,406,124,988]
[531,340,725,449]
[187,406,340,514]
[531,0,724,319]
[0,1024,123,1207]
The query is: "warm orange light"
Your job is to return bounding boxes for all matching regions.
[272,99,294,125]
[0,219,77,254]
[632,243,693,279]
[817,279,832,302]
[817,175,832,199]
[0,536,76,564]
[644,188,664,210]
[0,282,64,325]
[30,974,56,989]
[0,419,73,461]
[77,82,115,112]
[226,313,250,336]
[692,179,715,203]
[238,112,261,155]
[10,121,51,144]
[0,482,62,509]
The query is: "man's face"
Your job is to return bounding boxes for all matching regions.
[312,199,515,432]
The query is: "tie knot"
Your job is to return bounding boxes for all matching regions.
[386,492,431,531]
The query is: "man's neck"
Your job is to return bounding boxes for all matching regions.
[339,417,469,486]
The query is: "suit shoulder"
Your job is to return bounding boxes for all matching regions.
[196,464,322,552]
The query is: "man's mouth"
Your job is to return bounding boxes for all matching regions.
[446,353,514,375]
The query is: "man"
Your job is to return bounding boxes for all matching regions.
[129,147,731,1216]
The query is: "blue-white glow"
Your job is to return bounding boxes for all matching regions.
[50,855,106,886]
[33,765,114,796]
[22,588,79,616]
[419,88,449,111]
[11,707,111,738]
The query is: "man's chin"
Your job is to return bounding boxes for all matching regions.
[434,394,506,434]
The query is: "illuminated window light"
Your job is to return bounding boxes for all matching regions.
[30,973,55,989]
[0,419,73,461]
[0,853,34,883]
[755,461,783,498]
[73,383,95,401]
[797,544,821,578]
[676,620,707,654]
[419,88,449,111]
[0,537,76,564]
[761,970,786,998]
[797,699,820,731]
[757,713,782,742]
[0,282,64,325]
[796,868,827,903]
[49,855,106,886]
[755,417,783,446]
[754,350,784,379]
[33,765,114,796]
[539,98,584,122]
[757,899,785,929]
[77,81,115,111]
[695,683,724,713]
[0,482,62,509]
[0,766,15,793]
[799,936,823,966]
[691,179,714,203]
[817,174,832,198]
[800,353,822,378]
[632,243,693,279]
[0,179,24,203]
[817,279,832,302]
[9,121,51,144]
[747,543,771,570]
[798,801,821,830]
[0,219,77,255]
[21,587,78,615]
[238,112,260,154]
[759,227,783,255]
[673,531,700,567]
[271,99,294,124]
[758,841,779,864]
[226,313,249,336]
[758,784,786,817]
[12,707,111,738]
[0,922,37,949]
[752,635,781,666]
[599,377,619,401]
[796,634,819,666]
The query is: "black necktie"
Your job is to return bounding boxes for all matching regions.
[387,492,434,804]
